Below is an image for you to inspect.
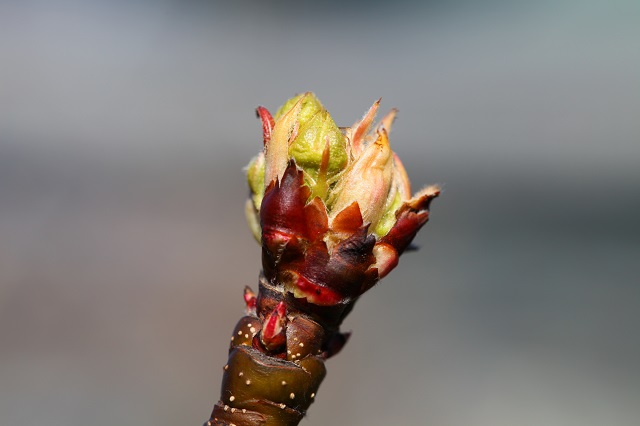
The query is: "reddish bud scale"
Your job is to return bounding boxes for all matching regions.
[260,162,380,308]
[380,189,439,255]
[256,106,275,146]
[260,302,287,351]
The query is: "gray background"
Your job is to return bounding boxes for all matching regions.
[1,0,639,425]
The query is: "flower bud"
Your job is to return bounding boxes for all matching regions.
[372,153,412,237]
[250,93,349,206]
[246,94,438,291]
[274,93,348,198]
[328,127,393,232]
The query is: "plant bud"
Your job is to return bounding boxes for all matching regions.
[273,93,348,197]
[328,128,393,232]
[246,93,438,293]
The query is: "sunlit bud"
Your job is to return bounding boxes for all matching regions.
[329,127,393,230]
[273,93,348,198]
[245,94,439,291]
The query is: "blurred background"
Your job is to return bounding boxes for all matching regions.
[1,0,639,425]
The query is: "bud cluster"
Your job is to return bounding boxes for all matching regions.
[246,93,439,308]
[207,94,439,426]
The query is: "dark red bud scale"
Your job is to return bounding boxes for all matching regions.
[380,189,439,255]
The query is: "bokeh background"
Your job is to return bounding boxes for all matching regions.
[1,0,639,425]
